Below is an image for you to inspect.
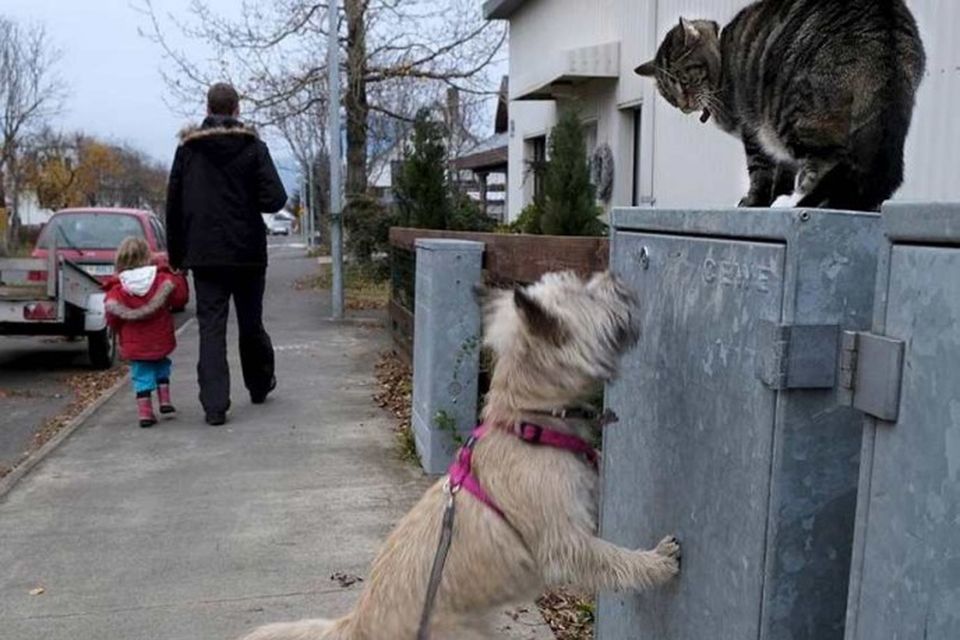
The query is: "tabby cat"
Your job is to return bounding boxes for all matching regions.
[635,0,925,211]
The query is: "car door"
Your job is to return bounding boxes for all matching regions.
[149,217,169,266]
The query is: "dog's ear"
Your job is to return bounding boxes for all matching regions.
[514,288,566,345]
[473,282,490,306]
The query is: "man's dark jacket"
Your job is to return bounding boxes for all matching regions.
[166,116,287,269]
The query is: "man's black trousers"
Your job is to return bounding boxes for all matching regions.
[192,267,275,414]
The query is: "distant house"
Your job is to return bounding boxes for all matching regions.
[18,191,55,227]
[368,153,397,206]
[451,77,509,222]
[374,87,506,221]
[485,0,960,222]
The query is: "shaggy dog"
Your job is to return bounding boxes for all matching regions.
[239,271,681,640]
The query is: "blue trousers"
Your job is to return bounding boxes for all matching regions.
[130,358,172,394]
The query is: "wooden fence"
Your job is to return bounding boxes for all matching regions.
[388,227,609,360]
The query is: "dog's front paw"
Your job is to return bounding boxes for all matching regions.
[654,535,682,577]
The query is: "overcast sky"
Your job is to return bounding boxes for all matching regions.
[3,0,506,182]
[2,0,257,168]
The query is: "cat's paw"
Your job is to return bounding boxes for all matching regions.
[739,193,773,208]
[796,160,836,196]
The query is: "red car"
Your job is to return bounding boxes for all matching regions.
[31,208,170,283]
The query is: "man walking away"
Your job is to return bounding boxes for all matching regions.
[166,83,288,426]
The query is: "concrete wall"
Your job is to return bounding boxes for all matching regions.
[410,239,485,474]
[502,0,960,220]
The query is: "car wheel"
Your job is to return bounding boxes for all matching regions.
[88,326,117,370]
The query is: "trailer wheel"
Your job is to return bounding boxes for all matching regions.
[88,327,116,370]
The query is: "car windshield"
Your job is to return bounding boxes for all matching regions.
[38,212,145,250]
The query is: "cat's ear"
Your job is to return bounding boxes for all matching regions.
[634,60,657,77]
[707,21,720,38]
[680,17,700,45]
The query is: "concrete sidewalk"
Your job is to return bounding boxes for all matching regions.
[0,246,551,640]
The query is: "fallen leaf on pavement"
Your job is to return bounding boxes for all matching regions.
[537,589,595,640]
[29,587,45,596]
[373,351,416,460]
[32,367,129,450]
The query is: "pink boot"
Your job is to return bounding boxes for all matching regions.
[157,383,176,415]
[137,394,157,428]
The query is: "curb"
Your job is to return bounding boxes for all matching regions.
[0,318,196,500]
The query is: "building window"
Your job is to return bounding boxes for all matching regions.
[583,120,598,157]
[525,135,547,205]
[631,107,643,206]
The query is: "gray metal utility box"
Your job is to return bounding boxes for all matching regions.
[844,203,960,640]
[599,208,880,640]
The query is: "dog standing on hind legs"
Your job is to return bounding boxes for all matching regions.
[239,271,681,640]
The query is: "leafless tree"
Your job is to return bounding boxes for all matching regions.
[137,0,505,205]
[269,90,331,245]
[0,17,65,248]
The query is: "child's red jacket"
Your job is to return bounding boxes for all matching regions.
[104,266,189,361]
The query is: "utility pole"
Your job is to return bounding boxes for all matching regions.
[301,173,307,246]
[301,174,308,244]
[328,0,344,320]
[307,157,316,249]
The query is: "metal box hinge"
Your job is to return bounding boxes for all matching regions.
[757,321,840,390]
[838,331,905,422]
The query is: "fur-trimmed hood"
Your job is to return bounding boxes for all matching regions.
[165,112,287,270]
[104,268,189,361]
[178,116,259,146]
[104,266,183,322]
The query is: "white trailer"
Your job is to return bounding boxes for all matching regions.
[0,244,115,369]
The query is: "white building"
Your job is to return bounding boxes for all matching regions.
[484,0,960,222]
[17,191,55,227]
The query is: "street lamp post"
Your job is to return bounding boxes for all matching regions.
[328,0,344,320]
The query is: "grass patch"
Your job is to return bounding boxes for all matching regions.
[396,420,418,463]
[295,262,389,310]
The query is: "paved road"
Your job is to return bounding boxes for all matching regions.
[0,237,306,472]
[0,294,194,475]
[0,240,552,640]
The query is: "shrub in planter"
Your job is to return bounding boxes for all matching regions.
[343,194,396,272]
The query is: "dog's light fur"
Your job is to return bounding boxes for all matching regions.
[239,271,680,640]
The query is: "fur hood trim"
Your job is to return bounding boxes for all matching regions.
[178,122,259,145]
[105,280,176,321]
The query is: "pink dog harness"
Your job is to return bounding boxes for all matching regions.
[419,417,607,640]
[446,422,599,520]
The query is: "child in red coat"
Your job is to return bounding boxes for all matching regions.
[104,237,190,427]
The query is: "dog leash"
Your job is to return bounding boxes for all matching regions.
[416,412,615,639]
[417,474,460,640]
